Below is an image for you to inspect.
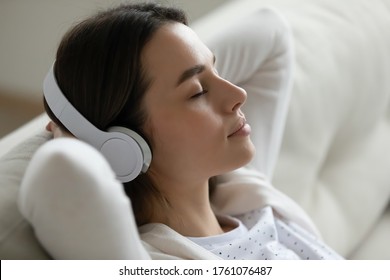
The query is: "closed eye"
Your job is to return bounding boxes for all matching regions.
[191,88,208,99]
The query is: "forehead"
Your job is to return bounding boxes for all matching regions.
[141,22,212,85]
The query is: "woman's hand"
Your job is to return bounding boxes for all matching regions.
[46,121,74,138]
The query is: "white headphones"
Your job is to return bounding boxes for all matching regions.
[43,65,152,183]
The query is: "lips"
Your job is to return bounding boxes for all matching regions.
[228,118,250,137]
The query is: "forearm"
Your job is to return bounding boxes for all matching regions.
[18,138,150,259]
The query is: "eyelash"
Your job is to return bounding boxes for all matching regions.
[191,88,208,99]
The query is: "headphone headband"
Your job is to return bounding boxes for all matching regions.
[43,65,107,147]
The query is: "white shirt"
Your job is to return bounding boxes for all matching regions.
[188,206,343,260]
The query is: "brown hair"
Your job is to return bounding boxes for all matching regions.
[44,2,188,226]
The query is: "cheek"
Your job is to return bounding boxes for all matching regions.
[148,110,222,157]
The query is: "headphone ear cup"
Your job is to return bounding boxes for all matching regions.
[103,126,152,182]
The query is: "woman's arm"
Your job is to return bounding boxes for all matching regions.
[18,137,150,259]
[203,8,294,179]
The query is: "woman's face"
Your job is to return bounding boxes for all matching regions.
[141,23,255,182]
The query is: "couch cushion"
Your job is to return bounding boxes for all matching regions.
[349,206,390,260]
[272,0,390,257]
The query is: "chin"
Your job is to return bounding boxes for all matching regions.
[237,143,256,168]
[221,142,256,174]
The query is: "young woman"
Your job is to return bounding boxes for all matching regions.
[18,2,343,260]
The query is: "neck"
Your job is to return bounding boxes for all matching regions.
[147,171,224,237]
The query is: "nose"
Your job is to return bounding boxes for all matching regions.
[219,78,247,113]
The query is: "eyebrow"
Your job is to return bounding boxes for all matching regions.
[176,65,205,87]
[176,55,216,87]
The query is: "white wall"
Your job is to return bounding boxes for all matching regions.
[0,0,231,100]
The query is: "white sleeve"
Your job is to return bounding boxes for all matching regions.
[204,8,294,179]
[18,138,150,259]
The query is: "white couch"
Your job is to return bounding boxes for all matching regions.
[1,0,389,259]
